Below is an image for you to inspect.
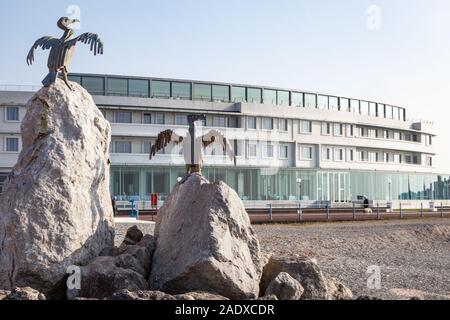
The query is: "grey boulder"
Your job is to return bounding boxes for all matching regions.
[265,272,304,300]
[149,173,262,300]
[4,287,46,300]
[0,79,114,298]
[260,256,353,300]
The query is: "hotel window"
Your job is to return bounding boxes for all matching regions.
[300,120,312,134]
[350,99,359,113]
[0,173,7,194]
[114,141,132,154]
[426,156,433,167]
[369,102,377,116]
[329,97,339,110]
[151,80,171,98]
[360,101,369,115]
[377,104,384,117]
[247,116,257,129]
[231,87,246,102]
[368,128,377,138]
[212,85,230,102]
[301,146,313,160]
[279,119,288,132]
[335,148,344,161]
[383,130,390,139]
[347,149,354,162]
[264,89,277,105]
[413,155,419,165]
[357,127,365,137]
[323,122,331,135]
[348,125,354,137]
[279,145,289,159]
[317,95,328,109]
[247,88,262,104]
[359,151,368,162]
[323,147,332,161]
[143,141,151,154]
[172,82,191,100]
[428,135,433,145]
[194,83,212,101]
[247,143,257,158]
[108,78,128,96]
[129,79,149,97]
[277,91,289,106]
[262,118,273,130]
[340,98,349,111]
[334,123,344,136]
[368,152,377,162]
[5,137,19,152]
[115,111,132,123]
[291,92,303,107]
[386,105,393,119]
[394,154,401,164]
[263,144,274,158]
[82,76,105,95]
[175,114,188,126]
[304,94,316,108]
[155,113,165,125]
[6,107,19,121]
[405,155,412,164]
[213,116,227,128]
[143,113,151,124]
[393,131,400,140]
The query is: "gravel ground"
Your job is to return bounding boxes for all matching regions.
[254,218,450,300]
[115,218,450,300]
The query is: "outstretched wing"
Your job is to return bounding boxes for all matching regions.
[149,130,183,160]
[202,129,235,161]
[26,36,59,65]
[65,32,104,56]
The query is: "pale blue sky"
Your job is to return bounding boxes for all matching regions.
[1,0,449,172]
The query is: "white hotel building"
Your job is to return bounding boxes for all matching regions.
[1,73,449,203]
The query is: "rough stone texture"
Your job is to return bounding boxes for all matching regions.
[0,79,114,298]
[68,233,156,300]
[265,272,304,300]
[4,287,46,300]
[260,256,353,300]
[109,289,194,301]
[183,291,229,300]
[121,225,143,246]
[149,173,262,300]
[0,289,11,300]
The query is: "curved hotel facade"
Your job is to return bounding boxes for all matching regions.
[1,73,449,203]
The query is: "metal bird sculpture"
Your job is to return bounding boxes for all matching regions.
[26,17,104,90]
[149,114,236,176]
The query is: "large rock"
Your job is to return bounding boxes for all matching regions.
[265,272,304,300]
[260,256,353,300]
[109,289,194,301]
[149,174,262,300]
[0,79,114,298]
[68,233,156,300]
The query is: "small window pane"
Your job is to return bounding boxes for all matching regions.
[360,101,369,115]
[6,137,19,152]
[114,141,132,153]
[193,83,212,101]
[247,116,256,129]
[213,116,227,127]
[277,91,289,106]
[386,105,393,119]
[329,97,338,110]
[340,98,349,111]
[231,87,246,102]
[175,114,188,126]
[6,107,19,121]
[143,141,151,154]
[262,118,273,130]
[300,120,312,133]
[304,94,316,108]
[279,119,288,131]
[115,111,132,123]
[248,143,257,157]
[247,88,262,103]
[279,145,289,159]
[151,80,171,98]
[68,75,82,84]
[317,95,329,109]
[350,99,359,113]
[172,82,191,100]
[155,113,165,125]
[108,78,128,96]
[264,89,277,105]
[212,85,230,102]
[291,92,303,107]
[129,79,149,97]
[301,146,313,160]
[369,102,377,116]
[82,77,104,95]
[143,113,151,124]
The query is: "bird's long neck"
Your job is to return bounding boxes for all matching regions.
[60,29,74,41]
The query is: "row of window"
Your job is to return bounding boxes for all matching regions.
[68,75,406,121]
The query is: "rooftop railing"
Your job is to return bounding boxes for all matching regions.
[0,84,41,92]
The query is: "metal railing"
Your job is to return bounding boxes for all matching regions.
[0,84,41,92]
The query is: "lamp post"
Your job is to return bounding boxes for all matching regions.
[387,178,392,201]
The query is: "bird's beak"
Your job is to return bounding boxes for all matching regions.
[68,19,80,27]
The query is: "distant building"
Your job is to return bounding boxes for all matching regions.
[1,73,448,203]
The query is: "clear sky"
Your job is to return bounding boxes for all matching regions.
[1,0,449,172]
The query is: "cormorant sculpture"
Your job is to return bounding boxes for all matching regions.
[149,114,236,175]
[26,17,104,90]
